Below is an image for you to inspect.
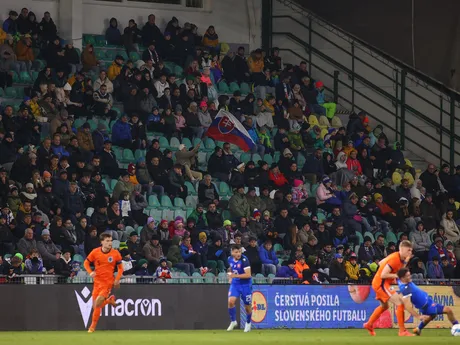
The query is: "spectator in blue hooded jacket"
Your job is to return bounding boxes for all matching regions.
[259,239,279,276]
[428,237,448,262]
[51,133,69,158]
[105,18,121,45]
[275,258,298,278]
[111,114,132,148]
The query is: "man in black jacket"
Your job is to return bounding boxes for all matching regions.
[198,175,219,206]
[245,236,262,274]
[141,14,164,48]
[206,203,223,231]
[100,140,120,179]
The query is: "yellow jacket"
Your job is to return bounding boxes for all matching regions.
[107,62,122,81]
[344,261,360,280]
[30,100,41,117]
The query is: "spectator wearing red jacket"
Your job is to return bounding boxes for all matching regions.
[346,149,362,176]
[269,163,289,190]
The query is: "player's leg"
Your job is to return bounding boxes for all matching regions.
[88,285,111,333]
[389,293,414,336]
[443,306,459,326]
[414,315,435,335]
[227,284,239,331]
[364,300,389,336]
[242,286,252,333]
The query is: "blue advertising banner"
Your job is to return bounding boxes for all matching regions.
[243,285,394,329]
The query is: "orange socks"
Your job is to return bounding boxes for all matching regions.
[396,304,406,331]
[90,307,101,330]
[367,306,385,326]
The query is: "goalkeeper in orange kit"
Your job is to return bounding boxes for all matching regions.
[83,233,123,333]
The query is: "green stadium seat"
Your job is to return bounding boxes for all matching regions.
[102,179,110,192]
[122,149,135,163]
[105,50,116,61]
[170,137,181,151]
[83,34,95,45]
[174,197,186,208]
[355,231,364,245]
[185,196,197,208]
[110,179,118,191]
[204,137,216,151]
[35,59,46,70]
[148,195,161,208]
[252,153,262,163]
[15,87,25,98]
[19,71,32,84]
[218,81,229,93]
[135,149,146,161]
[219,182,230,196]
[240,152,251,164]
[129,52,141,61]
[240,82,250,95]
[386,231,398,245]
[174,65,184,76]
[160,195,175,209]
[150,209,162,220]
[222,210,231,221]
[193,137,202,147]
[94,36,107,47]
[174,209,186,220]
[273,151,281,162]
[263,154,273,166]
[4,87,17,98]
[182,137,192,149]
[12,71,20,83]
[0,88,4,97]
[73,254,84,263]
[159,136,170,149]
[87,119,98,131]
[162,209,175,221]
[185,181,197,196]
[229,82,240,93]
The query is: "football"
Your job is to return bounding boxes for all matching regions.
[451,324,460,336]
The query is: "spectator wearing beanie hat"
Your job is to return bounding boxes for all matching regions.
[140,216,156,248]
[120,248,136,275]
[246,187,264,213]
[249,209,264,240]
[344,252,359,282]
[276,258,298,278]
[143,234,166,274]
[358,236,376,265]
[126,231,142,261]
[194,232,215,272]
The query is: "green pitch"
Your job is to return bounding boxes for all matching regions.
[0,329,458,345]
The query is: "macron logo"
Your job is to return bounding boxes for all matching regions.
[75,286,93,328]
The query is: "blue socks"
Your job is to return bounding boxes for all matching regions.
[246,312,252,324]
[418,321,426,330]
[453,320,459,325]
[228,307,236,322]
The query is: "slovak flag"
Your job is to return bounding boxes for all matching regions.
[206,110,255,152]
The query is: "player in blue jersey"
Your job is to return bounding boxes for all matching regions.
[227,244,253,333]
[397,267,459,335]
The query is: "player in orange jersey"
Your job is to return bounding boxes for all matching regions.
[363,240,414,337]
[83,233,123,333]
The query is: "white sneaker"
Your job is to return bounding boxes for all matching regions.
[227,321,238,331]
[244,322,251,333]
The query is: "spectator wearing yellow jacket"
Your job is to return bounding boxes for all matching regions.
[107,55,124,81]
[29,93,41,118]
[202,26,219,51]
[248,49,264,73]
[0,27,7,44]
[344,252,360,281]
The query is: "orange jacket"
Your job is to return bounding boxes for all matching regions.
[294,260,309,278]
[16,40,34,61]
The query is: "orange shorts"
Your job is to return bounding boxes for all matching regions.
[92,281,112,300]
[373,281,395,303]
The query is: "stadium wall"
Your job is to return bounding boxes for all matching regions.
[0,0,262,50]
[272,1,460,165]
[3,284,460,330]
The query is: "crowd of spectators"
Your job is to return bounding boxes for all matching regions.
[0,8,459,284]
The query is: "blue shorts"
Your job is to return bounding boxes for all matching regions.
[229,284,252,305]
[420,300,444,316]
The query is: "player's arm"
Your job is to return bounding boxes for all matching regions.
[84,253,95,277]
[231,266,252,279]
[380,264,398,280]
[401,294,422,319]
[114,254,123,288]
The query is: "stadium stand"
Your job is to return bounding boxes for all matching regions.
[0,5,459,286]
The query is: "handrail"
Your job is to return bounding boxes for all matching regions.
[277,45,459,163]
[273,0,460,101]
[272,15,395,85]
[273,31,460,146]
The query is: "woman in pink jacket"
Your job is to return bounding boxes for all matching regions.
[316,176,342,212]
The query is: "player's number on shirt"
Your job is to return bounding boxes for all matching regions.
[245,295,252,303]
